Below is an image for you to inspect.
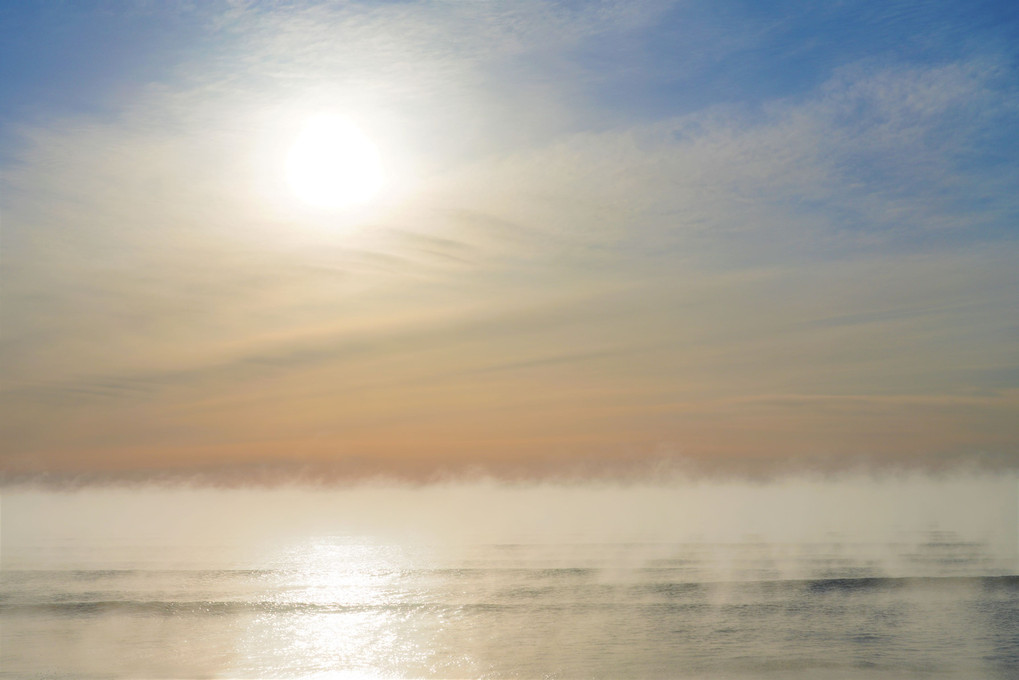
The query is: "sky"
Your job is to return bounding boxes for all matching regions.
[1,0,1018,484]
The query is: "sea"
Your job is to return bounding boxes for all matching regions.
[2,481,1017,678]
[2,538,1018,678]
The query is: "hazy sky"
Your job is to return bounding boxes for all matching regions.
[1,1,1017,483]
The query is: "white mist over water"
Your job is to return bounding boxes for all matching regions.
[4,474,1017,557]
[2,473,1017,678]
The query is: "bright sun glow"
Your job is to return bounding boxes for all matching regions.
[286,115,384,209]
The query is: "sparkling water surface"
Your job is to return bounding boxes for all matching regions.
[2,538,1017,679]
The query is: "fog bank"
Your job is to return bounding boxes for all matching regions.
[4,473,1015,574]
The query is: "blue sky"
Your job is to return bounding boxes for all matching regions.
[1,0,1017,482]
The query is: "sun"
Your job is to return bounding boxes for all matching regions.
[285,115,385,209]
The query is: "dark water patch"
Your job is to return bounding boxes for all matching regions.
[637,566,700,578]
[974,596,1019,671]
[525,567,598,580]
[0,599,492,618]
[421,567,596,580]
[638,581,707,599]
[797,575,1019,594]
[980,575,1019,591]
[1,600,262,617]
[805,577,896,593]
[716,601,786,619]
[497,586,558,600]
[69,569,140,581]
[850,632,890,645]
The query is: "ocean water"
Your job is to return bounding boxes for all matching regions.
[3,537,1017,679]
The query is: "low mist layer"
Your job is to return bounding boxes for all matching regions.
[4,474,1015,574]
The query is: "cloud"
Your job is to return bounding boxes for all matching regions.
[1,2,1017,483]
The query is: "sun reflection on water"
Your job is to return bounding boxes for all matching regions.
[270,540,407,607]
[222,537,437,679]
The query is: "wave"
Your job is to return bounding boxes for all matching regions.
[3,575,1015,618]
[0,599,450,617]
